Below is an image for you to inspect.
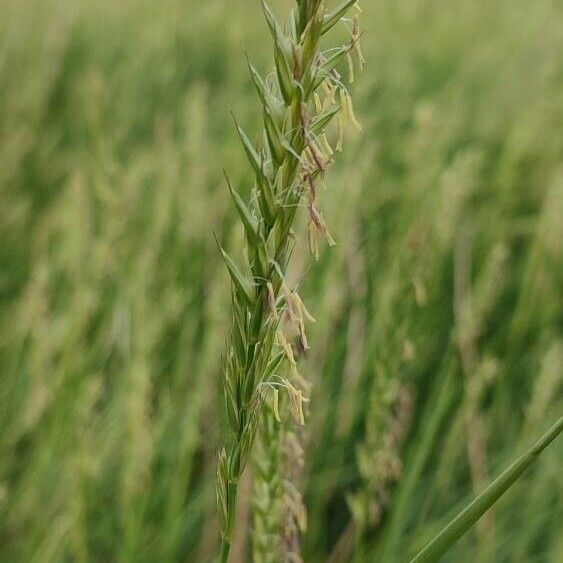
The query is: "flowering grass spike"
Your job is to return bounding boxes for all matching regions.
[216,1,363,560]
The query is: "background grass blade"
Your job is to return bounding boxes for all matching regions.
[410,415,563,563]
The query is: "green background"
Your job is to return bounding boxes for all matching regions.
[1,0,561,561]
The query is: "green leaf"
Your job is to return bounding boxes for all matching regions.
[260,0,282,41]
[302,6,324,73]
[223,372,240,432]
[214,234,254,306]
[231,309,247,368]
[264,107,286,165]
[287,8,298,41]
[322,0,357,35]
[409,415,563,563]
[264,351,285,380]
[261,0,295,102]
[246,57,284,123]
[274,37,296,103]
[314,45,351,89]
[224,171,260,245]
[233,116,262,178]
[296,0,308,35]
[232,119,277,223]
[311,105,340,135]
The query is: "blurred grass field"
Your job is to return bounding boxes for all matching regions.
[1,0,562,561]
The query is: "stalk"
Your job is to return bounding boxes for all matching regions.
[410,415,563,563]
[216,1,364,560]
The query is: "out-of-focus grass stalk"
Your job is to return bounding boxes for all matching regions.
[453,232,510,556]
[378,359,458,562]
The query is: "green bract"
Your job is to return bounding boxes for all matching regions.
[216,1,363,561]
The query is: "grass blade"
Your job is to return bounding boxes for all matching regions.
[409,415,563,563]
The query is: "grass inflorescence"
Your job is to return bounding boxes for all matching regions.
[216,1,363,560]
